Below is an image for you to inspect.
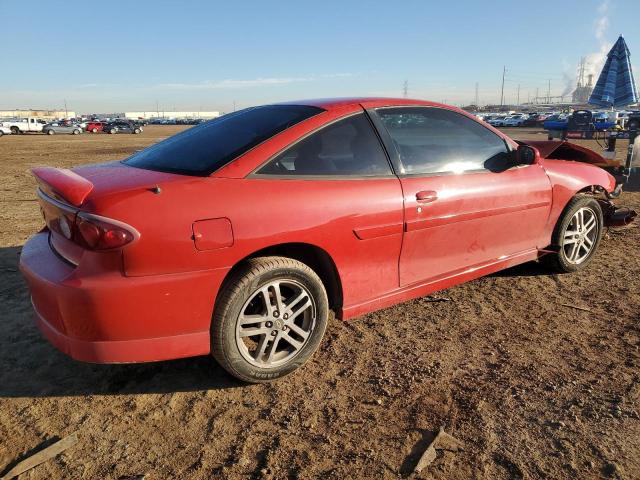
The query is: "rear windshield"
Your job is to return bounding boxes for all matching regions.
[124,105,323,175]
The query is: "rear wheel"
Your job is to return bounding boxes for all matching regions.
[212,257,329,383]
[10,127,19,135]
[72,129,80,135]
[541,195,603,272]
[91,128,98,133]
[133,128,141,134]
[109,128,117,134]
[47,130,55,135]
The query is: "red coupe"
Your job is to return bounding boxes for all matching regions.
[20,98,635,382]
[85,121,104,133]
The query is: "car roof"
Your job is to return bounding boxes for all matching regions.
[274,97,451,111]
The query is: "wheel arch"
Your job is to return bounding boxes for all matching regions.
[217,242,344,316]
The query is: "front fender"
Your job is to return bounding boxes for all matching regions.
[540,159,617,242]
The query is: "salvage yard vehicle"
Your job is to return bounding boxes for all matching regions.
[85,121,104,133]
[502,114,528,127]
[0,126,11,136]
[42,123,83,135]
[0,117,47,134]
[104,120,142,134]
[487,116,508,127]
[19,98,636,383]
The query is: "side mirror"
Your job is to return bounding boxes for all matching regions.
[516,144,539,165]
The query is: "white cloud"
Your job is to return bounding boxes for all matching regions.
[155,73,353,90]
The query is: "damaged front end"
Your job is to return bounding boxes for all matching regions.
[521,139,638,227]
[598,199,637,227]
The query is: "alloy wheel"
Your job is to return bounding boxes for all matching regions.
[235,279,316,367]
[562,207,598,264]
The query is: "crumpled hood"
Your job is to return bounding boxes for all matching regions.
[519,140,619,168]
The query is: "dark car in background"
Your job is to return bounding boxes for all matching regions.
[104,120,143,134]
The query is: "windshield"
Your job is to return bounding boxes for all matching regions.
[124,105,323,176]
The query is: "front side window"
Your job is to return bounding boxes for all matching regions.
[257,113,392,177]
[376,107,511,175]
[124,105,323,176]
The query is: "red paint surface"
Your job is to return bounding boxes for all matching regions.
[20,98,620,364]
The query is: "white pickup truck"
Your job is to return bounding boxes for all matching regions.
[0,118,47,134]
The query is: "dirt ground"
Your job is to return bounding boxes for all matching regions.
[0,126,639,479]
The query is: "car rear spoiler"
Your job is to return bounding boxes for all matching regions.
[32,167,94,207]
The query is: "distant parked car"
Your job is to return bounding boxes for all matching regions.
[86,121,104,133]
[104,121,143,134]
[487,116,508,127]
[42,124,83,135]
[0,126,11,136]
[503,114,528,127]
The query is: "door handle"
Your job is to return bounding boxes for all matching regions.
[416,190,438,203]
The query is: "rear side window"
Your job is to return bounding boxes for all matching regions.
[376,107,511,175]
[256,113,392,177]
[124,105,323,175]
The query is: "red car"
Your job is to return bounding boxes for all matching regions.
[20,98,635,382]
[86,121,104,133]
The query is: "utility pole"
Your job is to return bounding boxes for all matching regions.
[156,100,159,118]
[547,79,551,104]
[64,99,68,118]
[517,84,520,106]
[500,66,506,110]
[536,87,539,103]
[474,82,479,106]
[403,79,409,98]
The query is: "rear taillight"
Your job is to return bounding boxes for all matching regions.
[75,215,137,250]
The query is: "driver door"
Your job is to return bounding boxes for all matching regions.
[371,106,552,287]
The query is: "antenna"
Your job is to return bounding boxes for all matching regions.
[475,82,479,106]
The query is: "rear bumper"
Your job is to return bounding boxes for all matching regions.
[19,232,229,363]
[32,301,210,363]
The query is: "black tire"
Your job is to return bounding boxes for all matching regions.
[91,128,98,133]
[133,128,141,134]
[10,127,19,135]
[109,128,117,134]
[47,129,55,135]
[212,256,329,383]
[0,130,3,137]
[72,129,80,135]
[540,195,604,273]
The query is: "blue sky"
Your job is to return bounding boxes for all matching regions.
[0,0,638,113]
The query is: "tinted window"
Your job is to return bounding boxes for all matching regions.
[257,113,391,176]
[377,107,510,174]
[124,105,323,175]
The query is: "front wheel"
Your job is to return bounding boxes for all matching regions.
[47,130,55,135]
[541,195,604,272]
[109,128,116,134]
[212,257,329,383]
[72,129,80,135]
[91,128,98,133]
[10,127,19,135]
[133,128,141,134]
